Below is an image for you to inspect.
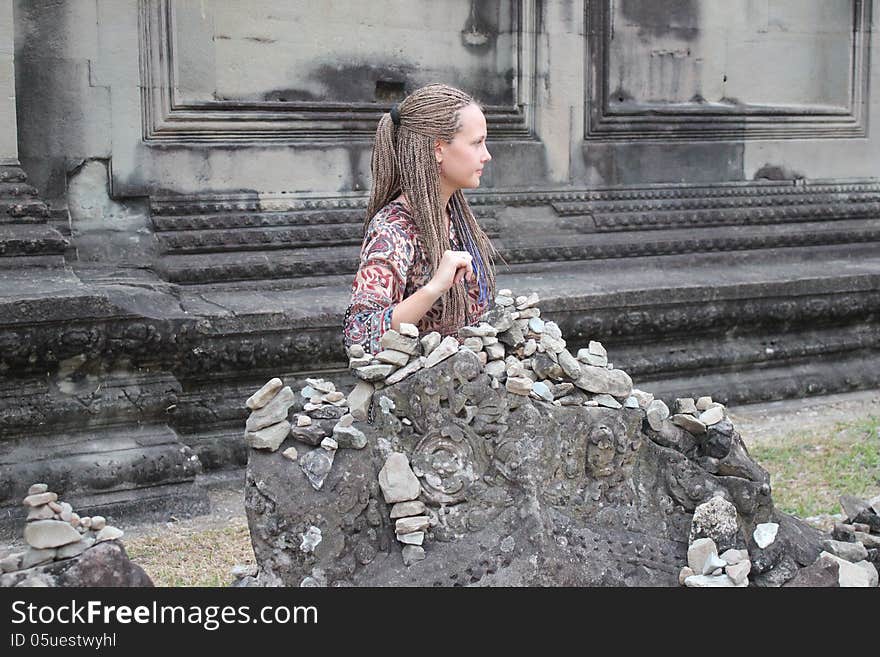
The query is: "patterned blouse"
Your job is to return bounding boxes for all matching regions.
[343,200,491,354]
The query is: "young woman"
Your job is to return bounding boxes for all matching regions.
[342,83,499,354]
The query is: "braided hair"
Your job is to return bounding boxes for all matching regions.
[365,83,498,335]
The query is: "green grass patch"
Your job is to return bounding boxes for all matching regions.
[749,414,880,518]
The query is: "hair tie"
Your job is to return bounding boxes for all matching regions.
[390,104,401,126]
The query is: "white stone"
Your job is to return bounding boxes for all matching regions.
[696,396,714,411]
[820,552,877,587]
[59,502,73,522]
[306,378,336,394]
[282,447,298,461]
[531,381,554,402]
[674,398,698,415]
[91,516,106,531]
[390,501,426,519]
[28,483,49,496]
[753,522,779,549]
[27,505,55,521]
[24,519,83,549]
[463,337,484,352]
[397,531,425,546]
[399,323,419,338]
[296,414,312,427]
[321,437,338,451]
[246,377,283,410]
[322,391,345,403]
[701,552,728,576]
[401,545,426,565]
[355,363,396,381]
[720,548,748,565]
[95,526,124,542]
[300,526,322,553]
[595,394,622,409]
[516,292,539,309]
[395,516,430,534]
[423,336,459,368]
[380,330,419,355]
[245,386,295,432]
[506,376,534,396]
[646,399,670,430]
[378,453,421,503]
[420,332,442,356]
[485,342,506,361]
[684,574,744,587]
[588,340,607,357]
[630,389,655,408]
[574,365,632,397]
[672,413,707,435]
[375,349,410,367]
[699,406,724,426]
[347,344,365,358]
[687,537,719,575]
[725,559,751,585]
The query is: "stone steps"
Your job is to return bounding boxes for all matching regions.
[156,216,880,284]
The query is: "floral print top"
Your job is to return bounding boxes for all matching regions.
[343,200,490,354]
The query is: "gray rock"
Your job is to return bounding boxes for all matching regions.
[684,573,743,587]
[95,526,124,542]
[396,516,430,534]
[245,420,290,451]
[378,453,421,503]
[674,398,698,415]
[623,396,640,409]
[485,360,506,379]
[401,545,426,566]
[0,552,24,573]
[299,448,335,490]
[630,389,654,408]
[820,551,877,587]
[347,344,365,358]
[689,496,741,552]
[399,323,419,338]
[460,323,496,338]
[822,538,868,562]
[540,333,566,355]
[27,504,55,521]
[347,381,375,421]
[870,493,880,516]
[646,399,670,431]
[678,566,694,585]
[379,330,420,355]
[855,532,880,549]
[588,340,607,357]
[282,447,298,461]
[485,342,506,361]
[528,316,545,334]
[332,424,367,450]
[290,422,328,446]
[720,548,748,565]
[701,552,727,575]
[753,523,779,549]
[497,324,525,348]
[396,531,425,546]
[573,365,632,397]
[725,559,751,585]
[671,413,707,435]
[375,349,411,367]
[20,547,57,569]
[22,492,58,507]
[463,337,484,352]
[354,364,396,382]
[783,553,840,587]
[245,386,295,432]
[595,394,622,409]
[516,292,540,310]
[390,501,426,519]
[91,516,106,531]
[28,483,49,496]
[839,494,870,523]
[577,350,607,367]
[557,349,582,379]
[246,377,283,411]
[506,376,534,396]
[321,437,338,451]
[695,396,714,411]
[854,560,879,587]
[349,355,372,368]
[424,336,459,368]
[687,537,718,575]
[24,519,83,549]
[699,406,724,426]
[420,332,442,356]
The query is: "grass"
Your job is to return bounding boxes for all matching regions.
[749,414,880,518]
[124,519,254,587]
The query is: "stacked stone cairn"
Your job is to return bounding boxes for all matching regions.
[0,484,124,576]
[812,492,880,587]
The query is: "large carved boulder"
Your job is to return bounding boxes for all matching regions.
[245,347,827,587]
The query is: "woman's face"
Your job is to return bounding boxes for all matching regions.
[436,103,492,193]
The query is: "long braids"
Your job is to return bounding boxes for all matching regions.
[365,83,498,334]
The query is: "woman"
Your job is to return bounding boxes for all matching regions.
[343,83,499,354]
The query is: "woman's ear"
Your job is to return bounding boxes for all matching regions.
[434,139,444,164]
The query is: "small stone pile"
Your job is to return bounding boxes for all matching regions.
[345,292,644,412]
[244,375,367,491]
[810,492,880,586]
[378,453,432,566]
[646,395,726,434]
[0,484,124,575]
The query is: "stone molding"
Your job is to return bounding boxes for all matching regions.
[138,0,538,142]
[585,0,873,141]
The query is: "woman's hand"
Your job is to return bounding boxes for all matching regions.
[425,249,474,298]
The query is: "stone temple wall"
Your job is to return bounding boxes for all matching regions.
[1,1,879,526]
